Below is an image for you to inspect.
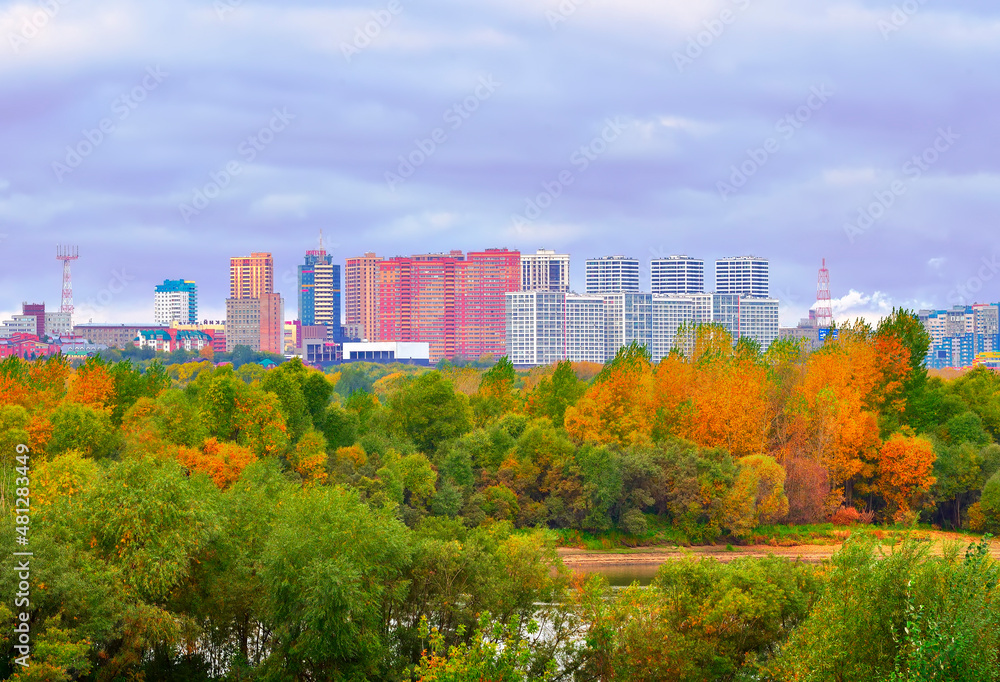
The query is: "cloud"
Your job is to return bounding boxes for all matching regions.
[2,0,1000,324]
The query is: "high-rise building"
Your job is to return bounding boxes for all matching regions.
[504,292,607,366]
[603,292,653,359]
[377,249,520,362]
[154,280,198,325]
[736,297,780,349]
[521,249,570,293]
[230,252,274,299]
[227,253,283,353]
[586,256,640,294]
[298,248,341,338]
[259,293,284,355]
[567,295,607,363]
[345,252,383,340]
[715,256,769,297]
[651,293,712,361]
[708,293,780,349]
[506,291,566,366]
[651,256,705,295]
[378,251,461,362]
[457,249,521,360]
[225,298,261,351]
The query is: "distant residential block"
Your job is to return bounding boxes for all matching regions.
[585,256,640,294]
[378,248,520,362]
[154,279,198,325]
[521,249,570,293]
[921,303,1000,369]
[345,252,383,341]
[715,256,769,298]
[506,291,778,366]
[298,248,341,339]
[651,256,705,295]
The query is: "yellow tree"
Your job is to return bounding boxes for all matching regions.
[565,343,655,446]
[65,359,115,411]
[864,431,936,521]
[288,430,329,485]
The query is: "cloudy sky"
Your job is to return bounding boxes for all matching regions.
[0,0,997,326]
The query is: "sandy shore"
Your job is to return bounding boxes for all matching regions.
[557,532,1000,569]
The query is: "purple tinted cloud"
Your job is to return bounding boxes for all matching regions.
[1,0,998,326]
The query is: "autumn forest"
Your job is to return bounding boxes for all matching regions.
[4,309,1000,681]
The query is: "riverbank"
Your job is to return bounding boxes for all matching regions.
[557,530,1000,572]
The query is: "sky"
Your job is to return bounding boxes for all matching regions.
[0,0,998,327]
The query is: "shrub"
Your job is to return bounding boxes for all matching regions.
[829,506,875,526]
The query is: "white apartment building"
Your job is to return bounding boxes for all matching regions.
[505,291,778,366]
[585,256,640,294]
[651,293,712,361]
[0,315,38,338]
[603,292,652,359]
[715,256,769,298]
[505,292,607,365]
[651,256,705,295]
[505,292,566,366]
[738,297,780,349]
[44,312,72,338]
[520,249,570,293]
[566,294,606,363]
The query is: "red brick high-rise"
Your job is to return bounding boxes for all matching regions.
[376,249,519,362]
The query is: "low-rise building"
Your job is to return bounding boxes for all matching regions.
[74,323,169,348]
[0,333,58,360]
[135,329,213,353]
[341,341,431,365]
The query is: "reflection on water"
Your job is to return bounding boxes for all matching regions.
[569,563,661,587]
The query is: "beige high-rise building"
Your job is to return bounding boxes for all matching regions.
[227,252,283,354]
[230,252,274,299]
[345,252,383,340]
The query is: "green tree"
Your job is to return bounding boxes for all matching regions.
[321,402,360,449]
[48,402,118,459]
[261,365,310,442]
[945,410,992,446]
[526,360,586,427]
[878,308,932,429]
[388,373,471,454]
[260,486,413,679]
[949,366,1000,440]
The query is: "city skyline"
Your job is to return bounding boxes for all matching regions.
[1,241,995,329]
[1,2,997,329]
